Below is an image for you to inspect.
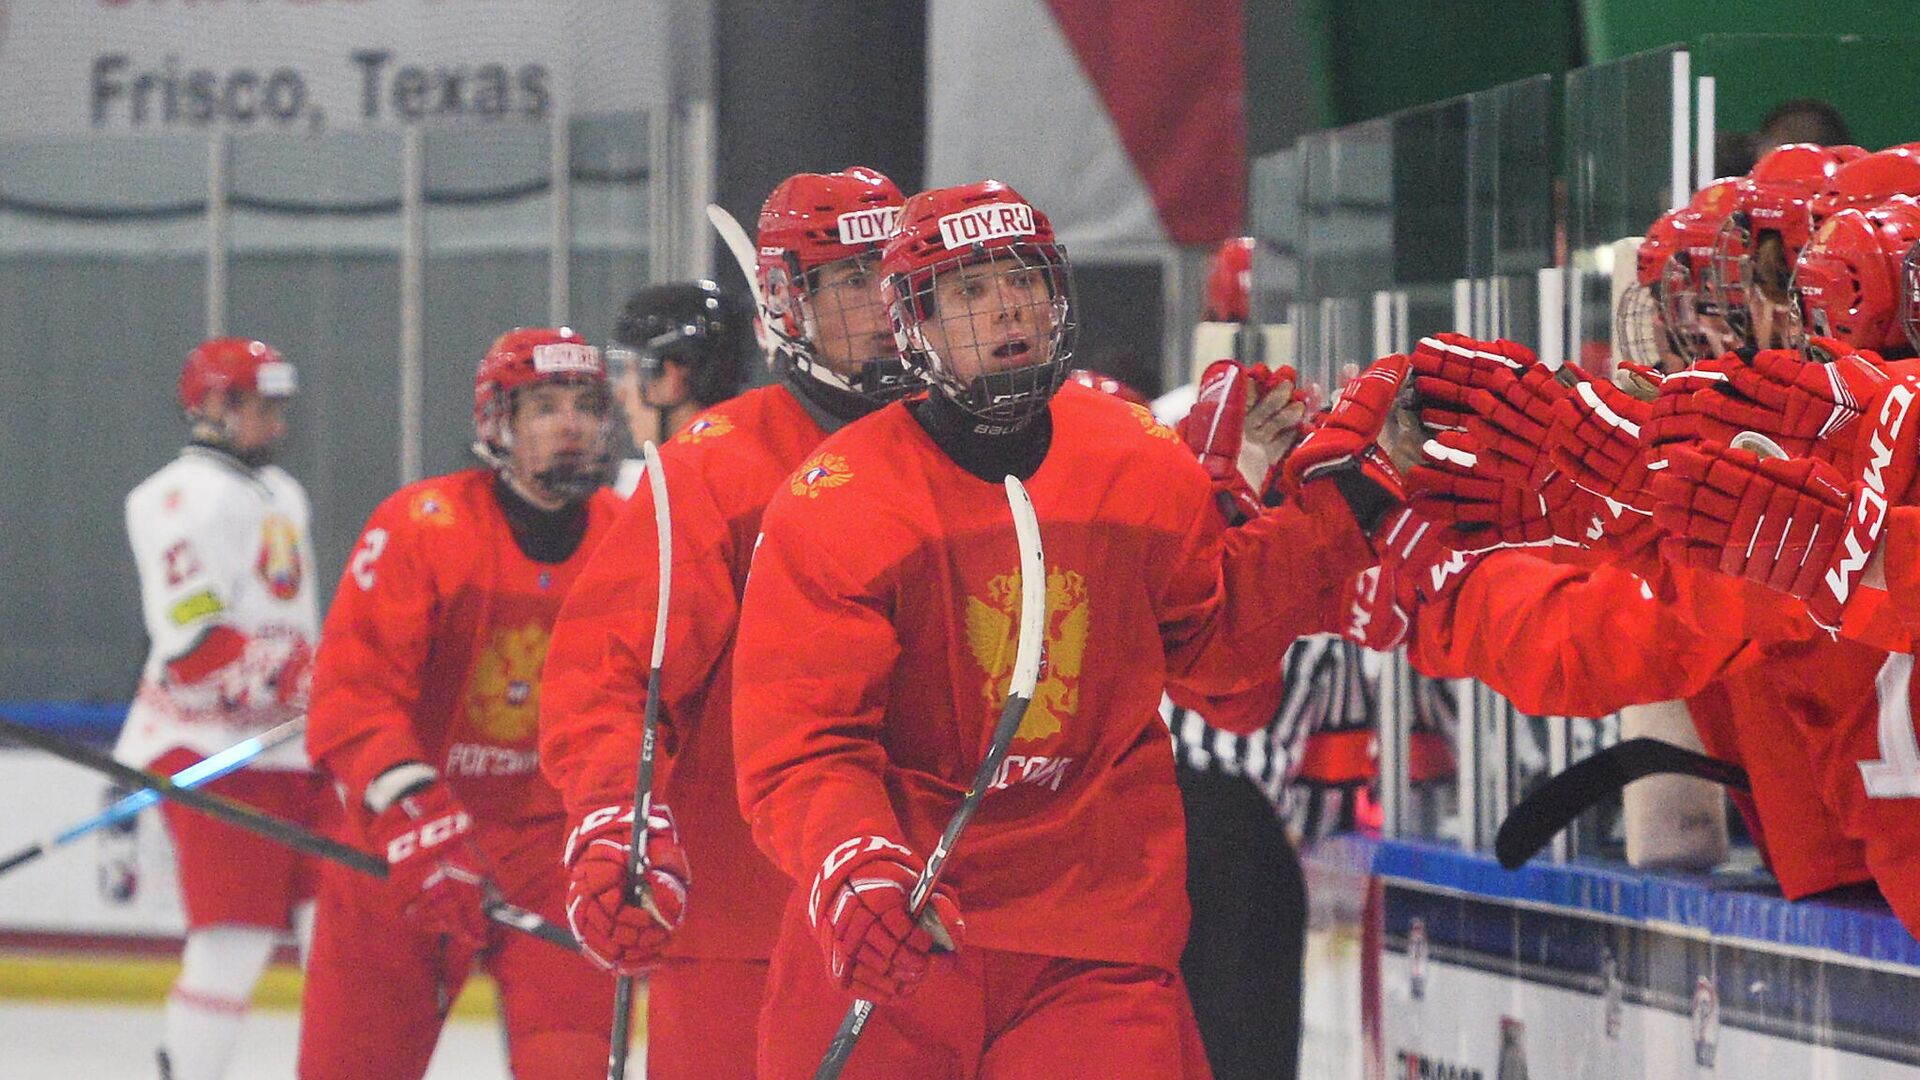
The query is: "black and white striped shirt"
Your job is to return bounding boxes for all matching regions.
[1161,634,1374,815]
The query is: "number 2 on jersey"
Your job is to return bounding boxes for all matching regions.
[350,528,389,591]
[1861,652,1920,798]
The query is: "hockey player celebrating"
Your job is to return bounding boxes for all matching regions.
[538,166,912,1080]
[300,328,624,1080]
[123,337,322,1080]
[731,180,1394,1078]
[607,279,755,494]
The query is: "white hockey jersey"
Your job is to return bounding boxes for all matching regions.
[117,446,319,771]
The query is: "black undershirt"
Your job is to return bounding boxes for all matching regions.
[908,390,1052,483]
[492,475,590,563]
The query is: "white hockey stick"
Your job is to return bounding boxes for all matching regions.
[609,439,672,1080]
[812,476,1048,1080]
[705,203,774,355]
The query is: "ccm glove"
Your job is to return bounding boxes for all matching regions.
[809,836,962,1002]
[367,781,492,951]
[562,803,691,975]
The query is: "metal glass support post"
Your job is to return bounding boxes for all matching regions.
[399,126,425,486]
[206,132,230,339]
[549,118,571,327]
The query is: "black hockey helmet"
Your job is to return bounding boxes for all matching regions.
[610,280,754,408]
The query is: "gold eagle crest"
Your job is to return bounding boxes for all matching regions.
[1128,401,1179,441]
[790,452,853,498]
[465,621,551,742]
[964,566,1088,742]
[675,413,734,445]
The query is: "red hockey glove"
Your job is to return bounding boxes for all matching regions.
[368,782,492,951]
[1178,360,1262,522]
[1241,364,1311,497]
[1689,343,1890,474]
[808,836,963,1002]
[1408,433,1558,551]
[1408,333,1536,433]
[562,803,691,975]
[1285,355,1415,534]
[1458,364,1573,485]
[1549,374,1655,509]
[1339,508,1481,650]
[1650,375,1920,632]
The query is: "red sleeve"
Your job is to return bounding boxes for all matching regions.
[1862,503,1920,652]
[539,459,743,820]
[731,490,910,885]
[1407,552,1805,717]
[1160,479,1372,710]
[306,499,438,809]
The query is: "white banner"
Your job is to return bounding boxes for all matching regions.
[0,0,670,139]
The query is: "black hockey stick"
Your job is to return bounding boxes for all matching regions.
[812,475,1049,1080]
[609,440,673,1080]
[0,715,383,875]
[0,715,581,952]
[0,717,303,879]
[1494,737,1750,869]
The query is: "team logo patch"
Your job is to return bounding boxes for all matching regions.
[409,489,456,527]
[674,413,735,445]
[837,206,899,246]
[936,202,1036,250]
[168,590,224,627]
[162,541,200,587]
[1128,402,1178,440]
[465,621,551,742]
[790,452,853,498]
[256,514,303,601]
[964,565,1088,742]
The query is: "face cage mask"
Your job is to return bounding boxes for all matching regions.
[771,253,920,406]
[1705,214,1755,347]
[898,244,1077,431]
[472,380,618,504]
[1613,284,1671,369]
[1903,244,1920,358]
[1660,257,1721,362]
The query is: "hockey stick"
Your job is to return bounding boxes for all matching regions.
[0,714,385,876]
[705,203,765,313]
[609,440,672,1080]
[0,717,305,878]
[1494,737,1751,869]
[0,715,580,952]
[812,476,1048,1080]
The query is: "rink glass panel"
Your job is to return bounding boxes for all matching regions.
[0,134,208,698]
[225,128,407,613]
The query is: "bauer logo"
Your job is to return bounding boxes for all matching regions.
[837,206,898,246]
[937,203,1035,250]
[531,342,603,375]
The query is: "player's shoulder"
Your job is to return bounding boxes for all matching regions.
[126,449,247,523]
[368,467,491,535]
[759,400,916,527]
[1052,381,1191,466]
[665,386,819,466]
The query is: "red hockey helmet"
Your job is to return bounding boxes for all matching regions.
[756,167,914,409]
[1791,197,1920,355]
[472,326,611,462]
[881,180,1075,430]
[178,337,296,413]
[1706,144,1866,341]
[1809,143,1920,229]
[1205,237,1255,322]
[1066,368,1149,407]
[1658,179,1744,361]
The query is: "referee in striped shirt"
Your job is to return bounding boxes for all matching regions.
[1162,633,1373,1080]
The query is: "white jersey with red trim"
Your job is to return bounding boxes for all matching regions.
[117,446,318,770]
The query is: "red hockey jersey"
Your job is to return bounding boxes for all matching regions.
[732,384,1372,973]
[308,468,620,882]
[539,385,823,960]
[1410,547,1874,899]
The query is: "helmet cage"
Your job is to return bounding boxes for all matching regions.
[887,241,1077,430]
[1706,212,1756,346]
[1614,283,1670,368]
[1903,241,1920,358]
[765,250,918,405]
[1659,253,1717,362]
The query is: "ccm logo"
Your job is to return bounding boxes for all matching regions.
[937,202,1035,250]
[1826,381,1916,606]
[385,810,472,864]
[836,206,898,245]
